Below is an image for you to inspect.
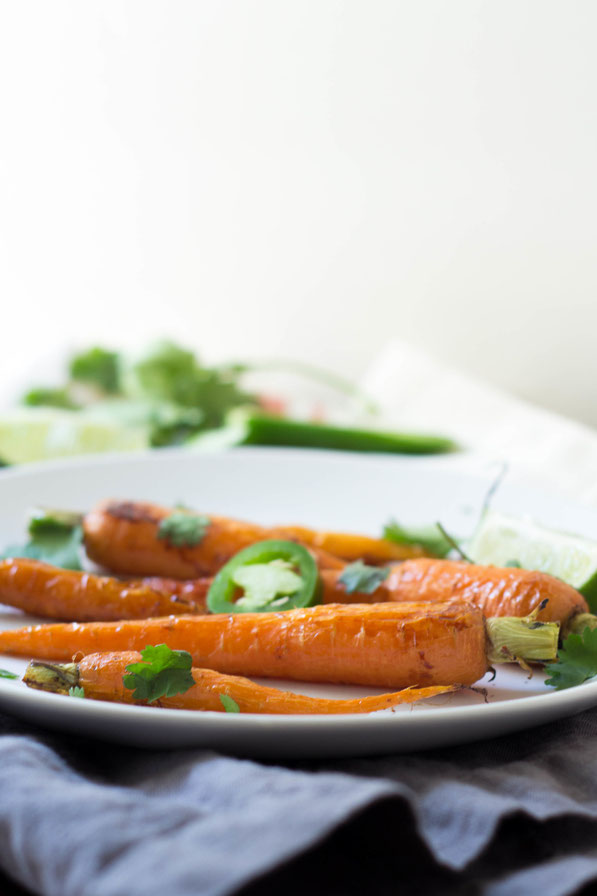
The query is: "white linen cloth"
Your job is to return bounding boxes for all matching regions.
[363,340,597,506]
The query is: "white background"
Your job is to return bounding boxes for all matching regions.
[1,2,596,424]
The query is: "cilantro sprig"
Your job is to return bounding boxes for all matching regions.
[1,510,83,570]
[70,347,121,394]
[383,520,453,558]
[123,645,195,703]
[545,627,597,690]
[132,342,253,430]
[339,561,389,595]
[158,512,210,548]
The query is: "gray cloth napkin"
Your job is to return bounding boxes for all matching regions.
[2,707,597,896]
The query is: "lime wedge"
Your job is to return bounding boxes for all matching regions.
[468,510,597,610]
[0,408,149,464]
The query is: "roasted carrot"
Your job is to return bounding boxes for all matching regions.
[82,500,420,578]
[318,560,590,634]
[23,651,453,713]
[140,576,210,605]
[380,559,589,627]
[274,525,421,566]
[1,553,585,641]
[0,558,209,621]
[0,600,559,688]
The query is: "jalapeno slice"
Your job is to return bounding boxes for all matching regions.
[207,539,322,614]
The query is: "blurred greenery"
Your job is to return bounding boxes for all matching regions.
[15,341,455,459]
[69,347,121,394]
[22,341,255,447]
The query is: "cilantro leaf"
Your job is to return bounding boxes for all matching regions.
[219,694,240,713]
[132,342,253,429]
[1,522,83,570]
[69,347,121,394]
[158,512,210,547]
[0,668,18,680]
[28,508,83,537]
[545,627,597,690]
[132,342,200,404]
[68,686,85,698]
[383,519,452,558]
[123,644,195,703]
[339,561,389,594]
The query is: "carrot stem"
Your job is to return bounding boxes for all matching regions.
[485,615,559,665]
[24,661,78,694]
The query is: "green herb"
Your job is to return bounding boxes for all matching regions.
[132,342,253,430]
[545,627,597,690]
[68,686,85,698]
[147,405,205,447]
[338,561,389,594]
[1,523,83,570]
[28,508,83,536]
[219,694,240,713]
[22,387,80,410]
[383,520,452,558]
[436,522,472,563]
[505,560,522,568]
[158,512,211,548]
[158,512,210,547]
[69,347,121,394]
[123,644,195,703]
[0,668,18,680]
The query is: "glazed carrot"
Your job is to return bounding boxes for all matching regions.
[0,558,328,623]
[0,558,209,621]
[140,576,210,606]
[0,600,558,688]
[318,560,590,631]
[142,562,592,638]
[81,564,595,633]
[320,569,390,604]
[23,651,453,714]
[382,559,589,627]
[274,525,422,566]
[82,500,420,578]
[3,553,584,641]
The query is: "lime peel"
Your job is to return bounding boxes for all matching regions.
[468,510,597,611]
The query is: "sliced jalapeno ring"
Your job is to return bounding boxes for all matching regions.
[207,539,322,614]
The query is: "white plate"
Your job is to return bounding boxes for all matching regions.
[0,447,596,758]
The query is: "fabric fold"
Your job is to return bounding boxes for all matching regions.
[4,705,597,895]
